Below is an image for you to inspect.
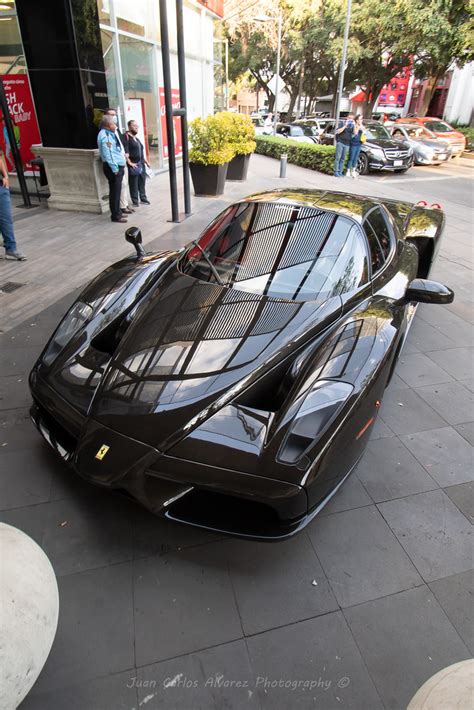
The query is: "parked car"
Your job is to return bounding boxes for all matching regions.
[294,118,333,142]
[389,124,452,165]
[275,123,317,143]
[251,116,267,135]
[396,117,466,158]
[29,190,453,539]
[320,120,413,174]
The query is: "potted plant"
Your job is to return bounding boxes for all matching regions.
[188,115,235,196]
[223,113,257,181]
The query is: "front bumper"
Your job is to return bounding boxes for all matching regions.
[30,382,311,540]
[368,156,413,171]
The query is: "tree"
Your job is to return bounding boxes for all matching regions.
[409,0,473,115]
[347,0,421,117]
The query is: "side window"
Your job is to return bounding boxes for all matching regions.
[362,207,392,274]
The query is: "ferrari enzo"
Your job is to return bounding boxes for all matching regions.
[29,189,453,539]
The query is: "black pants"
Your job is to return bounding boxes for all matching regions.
[103,164,124,220]
[128,166,147,205]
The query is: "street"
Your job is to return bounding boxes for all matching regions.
[0,154,473,710]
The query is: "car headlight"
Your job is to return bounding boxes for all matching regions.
[43,301,93,365]
[370,148,385,160]
[418,147,433,159]
[278,380,354,464]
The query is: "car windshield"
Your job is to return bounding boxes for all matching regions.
[180,203,368,302]
[404,126,435,139]
[299,125,316,136]
[365,124,391,140]
[425,120,453,133]
[252,118,264,127]
[289,126,305,136]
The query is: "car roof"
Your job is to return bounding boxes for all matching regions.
[241,189,410,223]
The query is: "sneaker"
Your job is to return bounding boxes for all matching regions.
[5,250,27,261]
[132,201,139,207]
[111,217,128,223]
[140,198,150,205]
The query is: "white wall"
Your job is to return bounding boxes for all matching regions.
[444,62,474,125]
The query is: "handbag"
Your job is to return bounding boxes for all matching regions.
[360,132,367,144]
[129,160,143,175]
[145,165,153,179]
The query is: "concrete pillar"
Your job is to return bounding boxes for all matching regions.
[31,145,109,213]
[0,523,59,709]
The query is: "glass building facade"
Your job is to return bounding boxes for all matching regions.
[0,0,224,172]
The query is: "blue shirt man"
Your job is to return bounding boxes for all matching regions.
[98,116,127,223]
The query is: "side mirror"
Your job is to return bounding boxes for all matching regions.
[125,226,145,259]
[405,278,454,305]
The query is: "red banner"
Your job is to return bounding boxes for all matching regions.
[159,87,183,160]
[0,75,42,173]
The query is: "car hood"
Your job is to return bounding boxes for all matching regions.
[365,138,410,151]
[412,138,451,151]
[89,269,342,448]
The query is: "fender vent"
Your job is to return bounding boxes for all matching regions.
[0,281,25,294]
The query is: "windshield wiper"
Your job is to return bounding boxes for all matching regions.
[190,240,224,285]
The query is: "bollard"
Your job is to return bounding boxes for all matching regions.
[279,153,287,178]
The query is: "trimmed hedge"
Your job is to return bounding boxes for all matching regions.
[454,126,474,150]
[255,135,336,175]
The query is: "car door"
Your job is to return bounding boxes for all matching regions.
[362,205,418,375]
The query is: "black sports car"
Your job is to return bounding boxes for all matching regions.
[29,190,453,539]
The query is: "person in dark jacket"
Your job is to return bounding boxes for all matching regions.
[333,112,354,177]
[124,120,151,207]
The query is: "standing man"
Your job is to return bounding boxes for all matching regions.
[0,150,26,260]
[102,108,134,215]
[123,120,151,207]
[97,116,127,223]
[333,112,354,177]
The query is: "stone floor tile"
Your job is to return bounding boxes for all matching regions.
[226,533,338,635]
[400,427,474,486]
[429,570,474,655]
[133,544,242,666]
[308,505,422,608]
[357,437,437,502]
[443,482,474,524]
[344,586,470,709]
[246,612,383,709]
[379,489,473,582]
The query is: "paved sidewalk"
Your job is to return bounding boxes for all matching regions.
[1,155,473,710]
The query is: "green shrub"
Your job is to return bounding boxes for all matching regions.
[188,115,235,165]
[217,112,257,156]
[453,126,474,150]
[255,135,336,175]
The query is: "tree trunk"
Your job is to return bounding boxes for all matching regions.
[418,70,444,117]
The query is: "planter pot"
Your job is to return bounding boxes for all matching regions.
[226,153,251,181]
[189,162,228,196]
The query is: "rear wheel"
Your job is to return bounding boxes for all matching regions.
[357,152,369,175]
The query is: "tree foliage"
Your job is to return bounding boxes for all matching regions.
[226,0,473,117]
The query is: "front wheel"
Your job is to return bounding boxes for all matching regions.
[357,152,369,175]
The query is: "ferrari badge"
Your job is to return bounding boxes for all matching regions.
[95,445,110,461]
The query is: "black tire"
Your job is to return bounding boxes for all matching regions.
[357,152,369,175]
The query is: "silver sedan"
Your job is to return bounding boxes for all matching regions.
[389,124,452,165]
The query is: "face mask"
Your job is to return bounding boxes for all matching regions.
[111,115,118,124]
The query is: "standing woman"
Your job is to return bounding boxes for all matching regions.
[346,115,365,178]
